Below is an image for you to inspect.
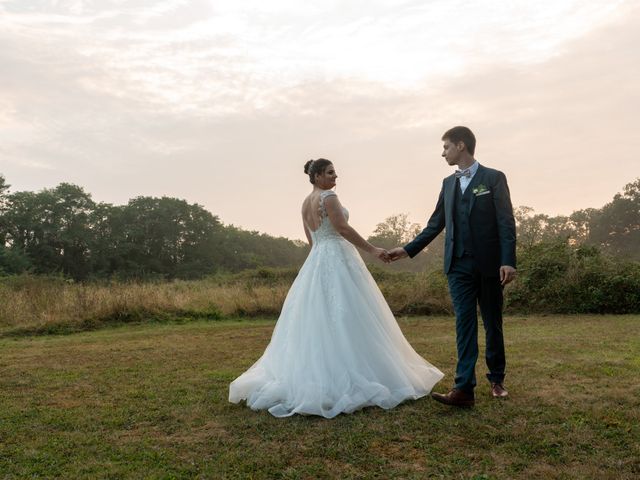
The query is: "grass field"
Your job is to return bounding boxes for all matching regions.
[1,315,639,479]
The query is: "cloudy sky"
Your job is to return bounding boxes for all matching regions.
[1,0,639,240]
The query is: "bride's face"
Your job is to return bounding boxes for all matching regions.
[315,164,337,189]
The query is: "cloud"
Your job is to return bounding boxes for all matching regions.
[0,0,638,239]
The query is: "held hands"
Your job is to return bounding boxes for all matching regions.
[369,246,408,264]
[371,247,391,263]
[387,247,408,261]
[500,265,517,286]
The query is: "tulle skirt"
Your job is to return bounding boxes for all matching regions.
[228,238,444,418]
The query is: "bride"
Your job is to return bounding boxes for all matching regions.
[228,158,443,418]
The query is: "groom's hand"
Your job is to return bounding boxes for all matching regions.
[500,265,517,286]
[387,247,408,261]
[371,247,391,263]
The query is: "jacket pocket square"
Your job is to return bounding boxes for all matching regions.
[475,190,491,196]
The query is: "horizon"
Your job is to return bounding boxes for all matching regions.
[1,170,636,243]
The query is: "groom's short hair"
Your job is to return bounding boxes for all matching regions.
[442,126,476,156]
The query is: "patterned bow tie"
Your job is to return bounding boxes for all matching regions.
[455,168,471,178]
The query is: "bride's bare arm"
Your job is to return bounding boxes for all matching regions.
[324,195,387,261]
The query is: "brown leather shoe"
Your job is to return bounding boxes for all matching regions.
[431,389,475,407]
[491,383,508,398]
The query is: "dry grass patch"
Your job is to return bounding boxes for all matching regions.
[0,272,454,336]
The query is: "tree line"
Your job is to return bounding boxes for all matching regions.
[0,174,638,281]
[0,176,308,280]
[364,178,640,313]
[367,178,640,268]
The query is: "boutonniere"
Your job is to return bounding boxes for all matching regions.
[472,184,489,196]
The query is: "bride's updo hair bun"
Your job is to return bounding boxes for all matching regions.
[303,160,314,175]
[304,158,332,184]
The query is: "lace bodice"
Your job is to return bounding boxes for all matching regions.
[309,190,349,244]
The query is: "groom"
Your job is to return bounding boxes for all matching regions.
[389,126,516,407]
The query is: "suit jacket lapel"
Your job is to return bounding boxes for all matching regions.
[467,164,486,215]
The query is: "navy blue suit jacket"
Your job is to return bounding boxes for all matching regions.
[404,164,516,275]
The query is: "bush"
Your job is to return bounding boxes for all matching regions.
[506,240,640,314]
[0,247,32,275]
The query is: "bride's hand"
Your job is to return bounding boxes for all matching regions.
[371,247,391,263]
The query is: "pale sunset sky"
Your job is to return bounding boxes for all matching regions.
[1,1,639,240]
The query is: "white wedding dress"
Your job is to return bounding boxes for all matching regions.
[228,190,443,418]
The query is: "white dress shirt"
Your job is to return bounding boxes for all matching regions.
[458,161,479,194]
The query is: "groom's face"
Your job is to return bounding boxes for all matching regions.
[442,139,463,166]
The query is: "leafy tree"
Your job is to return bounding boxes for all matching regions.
[0,175,11,255]
[368,213,422,249]
[215,225,308,272]
[568,208,597,244]
[88,202,127,277]
[514,206,548,248]
[53,183,95,279]
[114,196,225,279]
[515,178,639,260]
[367,213,444,272]
[0,174,9,211]
[586,178,640,259]
[0,177,31,275]
[1,184,95,279]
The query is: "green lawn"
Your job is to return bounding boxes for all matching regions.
[1,315,638,479]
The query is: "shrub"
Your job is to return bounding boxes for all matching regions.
[506,240,640,314]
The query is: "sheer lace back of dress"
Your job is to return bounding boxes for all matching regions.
[307,190,347,243]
